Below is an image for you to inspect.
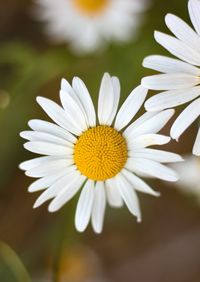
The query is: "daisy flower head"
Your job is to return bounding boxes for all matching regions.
[142,0,200,156]
[19,73,182,233]
[171,155,200,204]
[34,0,148,54]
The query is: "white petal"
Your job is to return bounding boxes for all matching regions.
[36,96,81,135]
[188,0,200,35]
[165,13,200,51]
[60,90,88,131]
[142,73,200,90]
[129,148,183,163]
[154,31,200,66]
[33,168,78,208]
[115,173,141,222]
[124,112,158,138]
[19,156,60,171]
[61,78,90,126]
[124,109,174,138]
[114,85,148,130]
[61,78,86,109]
[193,127,200,156]
[25,159,73,178]
[24,141,73,156]
[108,76,120,123]
[61,78,77,97]
[20,131,71,147]
[143,55,200,75]
[91,182,106,234]
[28,119,77,144]
[125,158,179,181]
[112,77,121,98]
[105,178,123,208]
[98,73,115,125]
[145,86,200,111]
[72,77,96,127]
[28,168,70,192]
[122,168,160,196]
[75,180,94,232]
[127,134,171,150]
[170,98,200,140]
[48,174,86,212]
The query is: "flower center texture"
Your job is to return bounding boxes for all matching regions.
[73,0,109,15]
[74,125,128,181]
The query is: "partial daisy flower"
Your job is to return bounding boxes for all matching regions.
[171,155,200,204]
[141,0,200,156]
[19,73,182,233]
[33,0,148,54]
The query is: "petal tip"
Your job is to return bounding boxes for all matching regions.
[144,100,155,112]
[18,163,24,170]
[141,77,147,87]
[154,30,163,42]
[93,229,102,235]
[75,224,85,233]
[48,204,58,213]
[27,120,33,127]
[19,131,24,138]
[25,171,31,177]
[165,13,173,22]
[33,201,40,209]
[170,128,179,142]
[155,191,161,197]
[154,30,159,38]
[36,96,45,105]
[23,142,29,150]
[19,131,27,139]
[61,77,66,83]
[28,186,35,193]
[102,72,111,81]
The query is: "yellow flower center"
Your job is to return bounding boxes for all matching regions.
[73,0,109,15]
[74,125,127,181]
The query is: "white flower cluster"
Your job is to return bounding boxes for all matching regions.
[34,0,147,54]
[20,73,183,233]
[20,0,200,233]
[141,0,200,204]
[142,0,200,156]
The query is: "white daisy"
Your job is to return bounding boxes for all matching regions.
[141,0,200,156]
[34,0,147,54]
[171,155,200,204]
[19,73,182,233]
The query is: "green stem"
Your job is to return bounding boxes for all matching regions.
[0,241,31,282]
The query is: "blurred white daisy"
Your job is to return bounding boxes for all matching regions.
[171,155,200,204]
[34,0,147,54]
[20,73,182,233]
[141,0,200,156]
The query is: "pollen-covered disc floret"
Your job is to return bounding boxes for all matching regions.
[73,0,109,15]
[74,125,127,181]
[20,73,182,234]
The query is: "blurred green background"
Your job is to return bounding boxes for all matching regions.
[1,0,200,281]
